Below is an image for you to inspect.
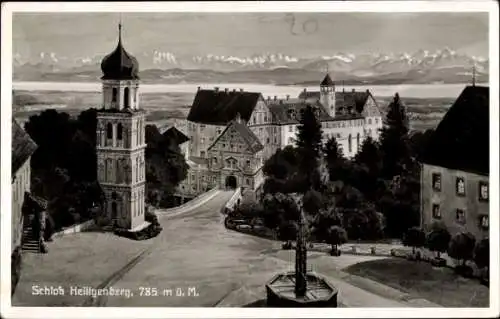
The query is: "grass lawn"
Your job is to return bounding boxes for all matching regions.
[344,258,489,307]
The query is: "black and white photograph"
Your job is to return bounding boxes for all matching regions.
[1,1,498,318]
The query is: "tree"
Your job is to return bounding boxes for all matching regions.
[379,93,411,179]
[295,105,323,192]
[310,207,342,243]
[474,238,489,270]
[326,226,348,254]
[323,136,345,181]
[408,128,435,160]
[262,193,300,237]
[145,125,189,207]
[403,227,426,255]
[425,222,451,259]
[448,232,476,267]
[278,221,298,245]
[355,136,382,175]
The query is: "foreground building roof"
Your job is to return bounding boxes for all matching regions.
[187,89,262,125]
[421,85,489,175]
[12,119,37,175]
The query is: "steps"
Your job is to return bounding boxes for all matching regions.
[21,226,40,253]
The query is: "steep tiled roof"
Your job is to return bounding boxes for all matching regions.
[209,121,263,153]
[336,91,371,114]
[421,85,489,175]
[320,74,335,86]
[162,126,189,145]
[298,91,321,100]
[187,89,262,125]
[297,90,373,115]
[268,101,333,125]
[12,119,37,175]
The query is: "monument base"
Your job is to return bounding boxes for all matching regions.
[266,271,338,307]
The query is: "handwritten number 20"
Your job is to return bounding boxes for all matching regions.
[285,14,318,35]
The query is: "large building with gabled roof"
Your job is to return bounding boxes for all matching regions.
[420,85,489,239]
[179,73,383,195]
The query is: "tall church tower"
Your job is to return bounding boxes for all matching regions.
[96,23,146,230]
[320,73,336,118]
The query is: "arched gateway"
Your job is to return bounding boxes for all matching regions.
[225,175,237,189]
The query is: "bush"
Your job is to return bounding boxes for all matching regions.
[145,210,160,226]
[326,226,348,254]
[403,227,426,255]
[474,238,489,269]
[448,232,476,267]
[43,214,55,241]
[425,222,451,259]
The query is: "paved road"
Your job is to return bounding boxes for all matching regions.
[101,190,409,307]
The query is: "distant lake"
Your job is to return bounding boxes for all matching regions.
[12,81,485,99]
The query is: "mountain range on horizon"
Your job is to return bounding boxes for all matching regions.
[13,48,489,85]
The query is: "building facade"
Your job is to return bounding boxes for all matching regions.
[178,73,383,196]
[420,85,489,240]
[11,120,38,254]
[421,164,489,239]
[96,24,146,230]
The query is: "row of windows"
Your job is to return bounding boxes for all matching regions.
[111,87,136,108]
[105,121,144,146]
[431,204,489,229]
[209,157,252,168]
[432,173,489,201]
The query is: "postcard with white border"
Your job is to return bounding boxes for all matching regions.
[1,1,499,318]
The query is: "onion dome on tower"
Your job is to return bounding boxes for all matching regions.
[100,23,139,80]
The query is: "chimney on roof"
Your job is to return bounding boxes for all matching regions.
[274,96,277,101]
[235,112,242,124]
[352,88,355,93]
[197,86,201,91]
[267,96,271,101]
[303,88,307,93]
[233,88,236,93]
[224,88,229,93]
[240,88,244,92]
[279,99,283,105]
[286,94,290,100]
[214,87,219,92]
[366,89,369,93]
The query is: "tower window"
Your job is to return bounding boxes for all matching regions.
[107,123,113,139]
[124,87,130,108]
[117,123,123,140]
[356,133,360,149]
[112,88,118,103]
[348,134,352,153]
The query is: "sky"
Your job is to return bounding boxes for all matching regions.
[13,12,489,60]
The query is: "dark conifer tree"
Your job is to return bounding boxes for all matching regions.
[379,93,411,179]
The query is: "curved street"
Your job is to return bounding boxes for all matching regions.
[100,190,409,307]
[13,190,422,307]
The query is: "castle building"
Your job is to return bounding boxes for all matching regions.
[96,23,147,230]
[420,85,489,240]
[178,73,383,195]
